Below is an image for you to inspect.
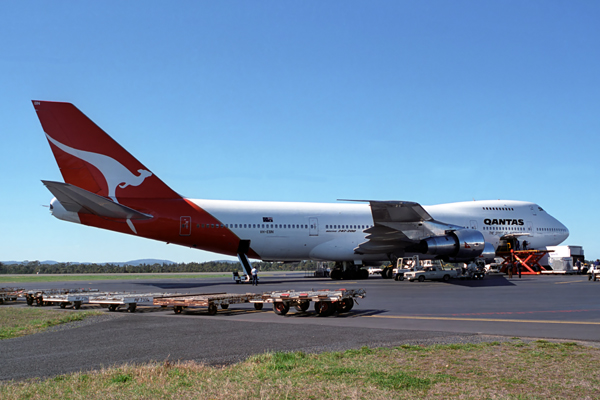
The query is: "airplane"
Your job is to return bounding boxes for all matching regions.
[33,100,570,280]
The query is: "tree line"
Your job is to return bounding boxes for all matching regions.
[0,260,333,275]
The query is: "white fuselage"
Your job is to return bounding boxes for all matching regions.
[194,199,569,262]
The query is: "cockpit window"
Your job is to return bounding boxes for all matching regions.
[538,207,545,212]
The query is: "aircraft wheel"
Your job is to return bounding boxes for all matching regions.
[342,270,356,280]
[359,268,369,280]
[273,302,290,316]
[337,298,354,313]
[418,275,425,282]
[221,304,229,309]
[254,303,263,310]
[330,269,342,280]
[315,301,335,317]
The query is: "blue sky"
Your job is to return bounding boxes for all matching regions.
[1,1,599,263]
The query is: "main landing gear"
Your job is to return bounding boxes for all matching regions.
[329,261,369,280]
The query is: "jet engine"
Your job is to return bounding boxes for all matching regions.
[477,242,497,264]
[420,229,485,262]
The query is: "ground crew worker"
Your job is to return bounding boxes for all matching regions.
[251,266,258,286]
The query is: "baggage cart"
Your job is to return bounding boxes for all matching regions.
[153,292,264,315]
[258,288,366,316]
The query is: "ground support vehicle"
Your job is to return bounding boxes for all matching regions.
[589,267,600,281]
[498,250,551,275]
[456,262,486,280]
[0,288,23,304]
[385,256,423,280]
[258,288,366,317]
[89,293,174,313]
[405,266,460,282]
[24,288,99,307]
[393,269,413,281]
[153,292,264,315]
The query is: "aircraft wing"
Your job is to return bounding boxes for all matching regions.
[350,200,456,255]
[42,180,153,220]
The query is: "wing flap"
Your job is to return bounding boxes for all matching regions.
[352,200,452,255]
[42,180,152,220]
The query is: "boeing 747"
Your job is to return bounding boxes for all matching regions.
[33,101,569,279]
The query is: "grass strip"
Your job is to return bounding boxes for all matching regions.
[0,307,103,340]
[1,341,599,399]
[0,273,230,283]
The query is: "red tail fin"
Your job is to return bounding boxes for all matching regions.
[33,101,180,202]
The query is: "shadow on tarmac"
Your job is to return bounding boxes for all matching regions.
[139,278,333,290]
[446,275,516,287]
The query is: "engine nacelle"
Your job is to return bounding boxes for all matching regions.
[421,229,485,261]
[477,242,497,264]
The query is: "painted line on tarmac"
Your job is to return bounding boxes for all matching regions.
[323,282,358,284]
[365,315,600,325]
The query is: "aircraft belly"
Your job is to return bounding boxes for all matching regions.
[251,236,312,260]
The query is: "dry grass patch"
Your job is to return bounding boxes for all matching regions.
[0,307,102,340]
[1,341,599,399]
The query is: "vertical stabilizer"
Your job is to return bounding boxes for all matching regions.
[32,100,180,202]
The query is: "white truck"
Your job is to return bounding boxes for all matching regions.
[589,264,600,281]
[404,265,460,282]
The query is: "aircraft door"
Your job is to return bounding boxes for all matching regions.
[470,220,478,230]
[180,216,192,236]
[309,217,319,236]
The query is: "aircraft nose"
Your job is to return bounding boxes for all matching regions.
[557,219,569,239]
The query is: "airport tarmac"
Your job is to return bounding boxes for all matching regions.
[1,272,599,381]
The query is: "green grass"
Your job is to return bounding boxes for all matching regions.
[0,273,230,283]
[0,307,103,340]
[1,342,599,399]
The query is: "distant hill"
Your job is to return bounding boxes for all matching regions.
[114,259,176,266]
[1,259,176,266]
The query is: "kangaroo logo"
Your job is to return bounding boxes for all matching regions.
[45,134,152,204]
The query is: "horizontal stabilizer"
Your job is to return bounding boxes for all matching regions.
[42,180,153,220]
